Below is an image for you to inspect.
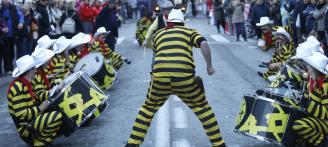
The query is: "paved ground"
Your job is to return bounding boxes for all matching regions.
[0,17,278,147]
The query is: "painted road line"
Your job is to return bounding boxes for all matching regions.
[210,34,230,43]
[173,139,191,147]
[174,107,187,129]
[173,95,181,102]
[117,37,126,45]
[156,100,170,147]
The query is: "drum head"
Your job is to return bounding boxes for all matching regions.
[74,53,104,76]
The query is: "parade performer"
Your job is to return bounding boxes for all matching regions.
[142,0,174,48]
[67,33,92,71]
[293,51,328,146]
[135,14,154,47]
[126,9,225,147]
[91,27,124,71]
[7,55,63,146]
[258,27,294,81]
[256,17,275,51]
[31,48,64,103]
[49,36,72,85]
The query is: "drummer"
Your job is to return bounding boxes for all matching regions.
[258,27,293,81]
[35,35,57,75]
[256,17,275,51]
[49,36,72,85]
[67,33,92,71]
[7,55,63,146]
[31,48,64,103]
[91,27,124,71]
[292,51,328,146]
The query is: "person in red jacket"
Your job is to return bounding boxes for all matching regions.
[79,0,96,33]
[93,0,103,16]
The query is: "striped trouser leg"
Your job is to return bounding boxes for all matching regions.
[293,117,328,146]
[110,53,123,71]
[172,77,225,147]
[32,111,63,146]
[127,78,172,144]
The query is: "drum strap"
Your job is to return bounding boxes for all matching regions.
[37,69,51,90]
[7,77,37,101]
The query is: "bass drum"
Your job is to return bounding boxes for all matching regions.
[49,71,108,136]
[235,95,306,146]
[74,52,116,90]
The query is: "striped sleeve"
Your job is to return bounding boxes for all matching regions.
[8,82,40,121]
[32,74,49,102]
[305,83,328,120]
[190,30,206,48]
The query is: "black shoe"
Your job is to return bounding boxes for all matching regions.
[125,143,140,147]
[256,89,264,96]
[257,72,264,78]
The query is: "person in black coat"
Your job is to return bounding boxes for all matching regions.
[0,16,6,75]
[59,3,82,39]
[35,0,52,37]
[95,0,118,51]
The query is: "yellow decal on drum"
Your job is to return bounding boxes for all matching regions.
[236,99,246,126]
[90,88,107,101]
[59,87,84,125]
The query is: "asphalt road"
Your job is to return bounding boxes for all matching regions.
[0,17,278,147]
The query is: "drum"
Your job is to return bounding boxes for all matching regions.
[235,95,306,146]
[49,71,108,133]
[74,52,116,90]
[269,64,303,90]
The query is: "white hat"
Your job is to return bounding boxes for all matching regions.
[69,33,91,49]
[291,36,324,59]
[273,27,291,41]
[12,55,38,77]
[53,36,72,54]
[302,52,328,74]
[36,35,56,49]
[164,0,174,8]
[32,48,55,68]
[166,9,186,23]
[94,27,110,38]
[256,17,273,26]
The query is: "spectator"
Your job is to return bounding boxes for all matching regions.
[0,16,6,76]
[35,0,52,37]
[269,0,282,26]
[138,0,147,18]
[21,5,34,57]
[79,0,96,33]
[206,0,213,17]
[280,0,290,26]
[0,0,24,75]
[93,0,103,16]
[224,0,234,35]
[95,0,118,51]
[214,0,225,33]
[49,0,63,35]
[60,2,82,39]
[284,0,308,46]
[232,0,247,41]
[303,0,316,35]
[311,0,327,41]
[191,0,197,16]
[250,0,269,39]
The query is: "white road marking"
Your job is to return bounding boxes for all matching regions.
[210,34,230,43]
[156,100,170,147]
[173,139,191,147]
[174,107,187,129]
[117,37,126,45]
[173,95,181,102]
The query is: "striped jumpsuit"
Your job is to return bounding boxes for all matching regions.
[292,76,328,146]
[90,40,123,71]
[49,54,69,85]
[127,26,225,146]
[32,69,52,104]
[7,77,62,146]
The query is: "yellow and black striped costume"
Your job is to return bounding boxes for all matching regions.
[49,54,69,85]
[127,26,225,146]
[135,17,153,46]
[90,40,123,71]
[68,49,80,72]
[292,76,328,146]
[7,78,62,146]
[269,64,304,89]
[263,26,295,80]
[32,69,51,104]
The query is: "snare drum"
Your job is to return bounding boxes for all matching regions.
[235,95,306,146]
[74,52,116,90]
[263,88,301,109]
[269,64,303,90]
[49,71,108,133]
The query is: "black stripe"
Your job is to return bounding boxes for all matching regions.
[154,60,195,69]
[210,137,223,144]
[157,45,192,55]
[204,121,218,129]
[153,80,170,86]
[139,111,153,120]
[156,52,194,62]
[152,68,195,74]
[207,128,221,136]
[132,126,147,134]
[36,114,43,133]
[43,113,51,130]
[195,107,210,116]
[135,118,151,126]
[154,30,191,44]
[130,134,144,142]
[12,97,33,105]
[155,37,191,49]
[142,105,157,113]
[200,113,215,123]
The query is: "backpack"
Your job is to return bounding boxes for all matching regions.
[61,11,76,34]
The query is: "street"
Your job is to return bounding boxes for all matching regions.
[0,17,278,147]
